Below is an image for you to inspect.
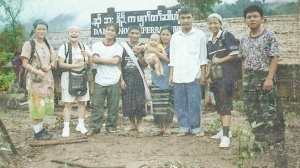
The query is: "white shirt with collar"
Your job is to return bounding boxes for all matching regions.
[169,27,207,83]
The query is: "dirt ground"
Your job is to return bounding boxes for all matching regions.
[1,96,300,168]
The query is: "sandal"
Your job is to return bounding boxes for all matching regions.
[195,132,205,137]
[163,131,171,137]
[153,131,164,136]
[177,132,187,137]
[106,128,117,133]
[85,130,99,137]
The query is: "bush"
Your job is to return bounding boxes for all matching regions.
[0,70,15,91]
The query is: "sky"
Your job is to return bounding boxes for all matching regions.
[19,0,297,22]
[1,0,296,31]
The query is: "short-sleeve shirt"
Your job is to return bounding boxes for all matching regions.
[92,41,123,86]
[20,40,56,95]
[57,43,91,89]
[238,29,280,71]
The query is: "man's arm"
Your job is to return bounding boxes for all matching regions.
[263,56,279,91]
[92,54,120,65]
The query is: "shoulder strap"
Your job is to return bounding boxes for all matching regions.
[78,42,86,62]
[29,40,35,64]
[120,42,151,100]
[67,42,72,64]
[64,43,69,63]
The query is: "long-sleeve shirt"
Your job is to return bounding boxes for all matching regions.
[169,28,207,83]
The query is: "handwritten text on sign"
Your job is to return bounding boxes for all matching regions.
[91,8,181,38]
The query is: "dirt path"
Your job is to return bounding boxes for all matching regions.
[1,103,299,168]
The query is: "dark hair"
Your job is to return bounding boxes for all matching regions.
[179,7,193,16]
[128,25,142,33]
[243,5,263,18]
[160,26,173,35]
[105,22,119,34]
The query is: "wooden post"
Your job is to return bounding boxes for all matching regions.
[0,119,17,155]
[107,7,116,22]
[157,5,166,10]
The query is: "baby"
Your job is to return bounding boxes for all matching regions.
[137,33,166,76]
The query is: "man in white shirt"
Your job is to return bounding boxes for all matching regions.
[86,23,123,136]
[169,7,207,137]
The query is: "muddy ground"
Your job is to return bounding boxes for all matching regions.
[0,94,300,168]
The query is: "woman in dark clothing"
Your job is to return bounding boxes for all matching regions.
[147,26,174,136]
[206,13,239,148]
[120,25,147,133]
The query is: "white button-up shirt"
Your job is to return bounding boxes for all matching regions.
[169,28,207,83]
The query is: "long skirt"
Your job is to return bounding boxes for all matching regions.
[152,84,174,127]
[122,71,146,118]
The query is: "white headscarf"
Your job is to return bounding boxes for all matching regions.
[207,13,223,24]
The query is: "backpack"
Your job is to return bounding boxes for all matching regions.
[219,31,242,81]
[17,40,52,89]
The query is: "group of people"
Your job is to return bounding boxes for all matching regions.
[20,5,285,150]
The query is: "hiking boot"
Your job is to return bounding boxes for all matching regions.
[76,124,88,134]
[211,130,232,139]
[40,129,53,137]
[34,130,51,140]
[62,127,70,137]
[219,136,230,148]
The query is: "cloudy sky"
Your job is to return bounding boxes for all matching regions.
[19,0,297,23]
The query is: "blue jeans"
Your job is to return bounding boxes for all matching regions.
[174,79,202,134]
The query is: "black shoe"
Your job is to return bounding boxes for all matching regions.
[40,129,53,137]
[34,130,51,140]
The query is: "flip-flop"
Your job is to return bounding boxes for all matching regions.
[163,131,171,137]
[195,132,205,137]
[177,133,187,137]
[153,131,164,136]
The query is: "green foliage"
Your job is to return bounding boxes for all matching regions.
[233,121,263,168]
[207,118,222,134]
[0,69,15,91]
[0,52,13,65]
[233,100,244,112]
[0,0,25,53]
[177,0,222,19]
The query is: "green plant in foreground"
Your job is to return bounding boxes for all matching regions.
[234,121,263,168]
[0,70,15,91]
[233,100,244,112]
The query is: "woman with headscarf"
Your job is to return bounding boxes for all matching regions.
[57,26,92,137]
[21,19,56,140]
[206,13,239,148]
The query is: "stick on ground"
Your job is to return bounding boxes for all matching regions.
[51,159,126,168]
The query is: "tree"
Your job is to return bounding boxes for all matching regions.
[0,0,25,53]
[177,0,222,19]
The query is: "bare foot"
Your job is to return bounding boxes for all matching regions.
[155,69,161,77]
[124,124,136,131]
[136,125,145,133]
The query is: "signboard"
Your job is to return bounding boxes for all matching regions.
[91,8,181,38]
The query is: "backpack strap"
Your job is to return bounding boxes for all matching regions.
[29,39,35,64]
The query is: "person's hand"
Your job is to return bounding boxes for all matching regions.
[120,79,126,90]
[133,46,142,54]
[206,78,212,88]
[200,74,206,85]
[168,76,174,86]
[75,59,85,67]
[36,69,45,79]
[41,65,51,72]
[81,50,91,57]
[212,57,222,64]
[263,78,273,91]
[91,55,100,64]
